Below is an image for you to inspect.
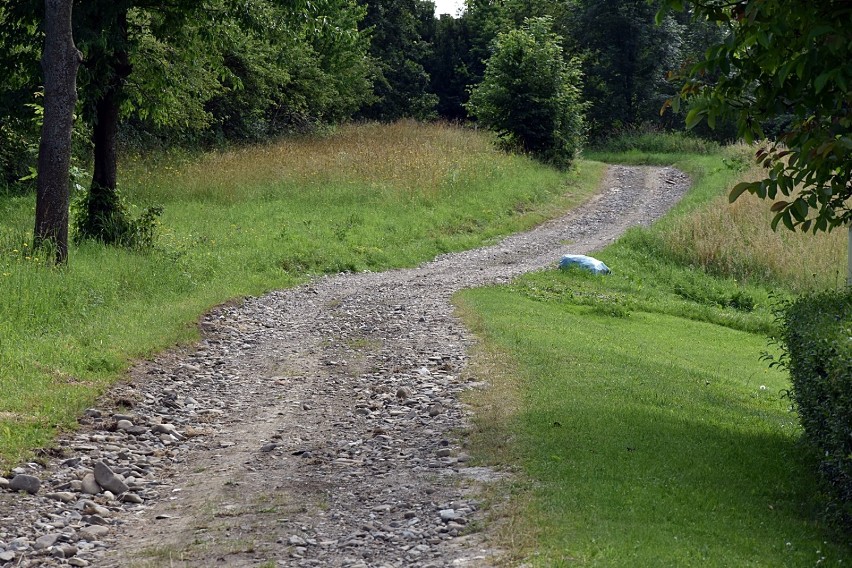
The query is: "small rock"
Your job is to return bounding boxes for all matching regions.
[81,474,100,495]
[0,477,9,490]
[120,493,143,504]
[435,448,452,458]
[0,551,15,562]
[33,533,60,550]
[68,558,90,567]
[9,474,41,494]
[94,461,129,494]
[116,420,134,430]
[260,443,279,453]
[439,509,458,522]
[8,538,30,551]
[46,492,77,503]
[54,543,78,558]
[288,535,307,546]
[78,525,109,541]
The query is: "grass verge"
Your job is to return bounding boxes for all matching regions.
[0,121,604,468]
[457,137,850,565]
[457,284,850,566]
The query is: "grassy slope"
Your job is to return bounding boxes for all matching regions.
[457,138,850,565]
[0,121,604,468]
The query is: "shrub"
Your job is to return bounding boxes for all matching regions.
[72,188,163,250]
[0,118,35,191]
[591,124,721,155]
[776,289,852,530]
[466,17,586,170]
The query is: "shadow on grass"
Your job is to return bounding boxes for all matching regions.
[516,364,848,565]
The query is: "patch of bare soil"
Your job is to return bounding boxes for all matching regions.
[0,165,690,567]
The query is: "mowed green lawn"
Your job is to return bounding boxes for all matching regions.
[458,284,850,566]
[455,136,849,566]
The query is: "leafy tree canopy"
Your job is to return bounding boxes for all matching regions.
[661,0,852,232]
[467,16,585,169]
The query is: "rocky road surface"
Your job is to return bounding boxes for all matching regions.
[0,165,690,567]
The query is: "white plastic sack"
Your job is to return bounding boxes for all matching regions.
[559,254,611,275]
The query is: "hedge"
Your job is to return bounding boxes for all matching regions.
[779,288,852,530]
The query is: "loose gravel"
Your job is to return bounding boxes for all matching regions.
[0,165,690,567]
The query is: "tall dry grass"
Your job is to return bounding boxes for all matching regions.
[125,121,500,202]
[661,156,847,292]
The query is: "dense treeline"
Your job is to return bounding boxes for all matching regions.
[0,0,727,193]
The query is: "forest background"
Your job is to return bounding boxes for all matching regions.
[0,0,733,195]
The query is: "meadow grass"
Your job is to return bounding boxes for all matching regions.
[457,135,849,565]
[587,138,847,292]
[0,121,604,468]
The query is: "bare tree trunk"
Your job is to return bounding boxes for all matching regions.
[34,0,81,264]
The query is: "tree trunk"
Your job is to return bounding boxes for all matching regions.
[79,8,131,242]
[86,85,122,231]
[34,0,81,264]
[847,226,851,287]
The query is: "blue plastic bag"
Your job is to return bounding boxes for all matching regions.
[559,254,611,275]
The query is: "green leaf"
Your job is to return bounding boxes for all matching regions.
[792,199,809,222]
[771,212,783,231]
[685,108,703,129]
[837,72,848,93]
[770,200,788,212]
[814,71,832,94]
[729,182,753,203]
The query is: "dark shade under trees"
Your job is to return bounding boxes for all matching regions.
[356,0,438,121]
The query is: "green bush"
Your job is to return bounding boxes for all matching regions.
[466,17,586,170]
[591,125,720,155]
[777,289,852,529]
[0,117,36,191]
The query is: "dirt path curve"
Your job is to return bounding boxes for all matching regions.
[0,165,690,568]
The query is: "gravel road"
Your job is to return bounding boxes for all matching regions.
[0,165,690,567]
